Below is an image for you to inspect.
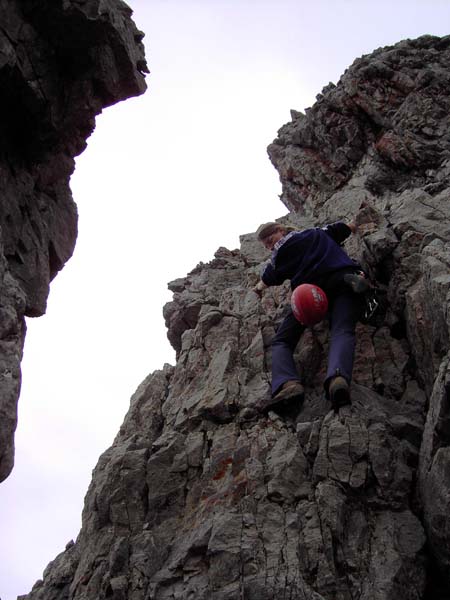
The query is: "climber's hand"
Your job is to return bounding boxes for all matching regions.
[347,220,357,234]
[253,281,267,297]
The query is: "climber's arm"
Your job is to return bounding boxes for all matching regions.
[323,221,356,244]
[253,260,284,296]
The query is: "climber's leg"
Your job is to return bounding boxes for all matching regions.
[271,310,305,396]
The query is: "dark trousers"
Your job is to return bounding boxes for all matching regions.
[271,273,363,396]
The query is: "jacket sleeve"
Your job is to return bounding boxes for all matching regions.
[322,221,352,245]
[260,261,284,286]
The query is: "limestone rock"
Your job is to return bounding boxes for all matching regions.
[0,0,147,481]
[19,34,450,600]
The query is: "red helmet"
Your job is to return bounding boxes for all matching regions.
[291,284,328,325]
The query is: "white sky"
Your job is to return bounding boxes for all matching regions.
[1,2,449,598]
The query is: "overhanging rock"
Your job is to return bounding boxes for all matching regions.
[0,0,148,482]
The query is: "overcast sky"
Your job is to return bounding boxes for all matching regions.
[1,1,449,598]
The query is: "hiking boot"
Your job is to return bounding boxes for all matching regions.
[266,381,305,419]
[329,376,350,411]
[344,273,370,295]
[273,380,305,402]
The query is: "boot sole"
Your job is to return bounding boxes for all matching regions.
[331,387,350,411]
[272,393,304,419]
[264,389,304,418]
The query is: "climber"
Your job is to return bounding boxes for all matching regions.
[254,220,367,413]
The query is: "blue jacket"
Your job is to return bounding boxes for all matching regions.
[261,222,360,290]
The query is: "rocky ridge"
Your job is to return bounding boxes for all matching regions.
[19,35,450,600]
[0,0,147,482]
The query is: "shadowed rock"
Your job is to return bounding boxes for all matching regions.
[0,0,147,481]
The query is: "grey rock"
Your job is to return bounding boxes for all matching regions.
[18,33,450,600]
[0,0,147,481]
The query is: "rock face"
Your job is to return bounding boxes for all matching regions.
[20,35,450,600]
[0,0,147,482]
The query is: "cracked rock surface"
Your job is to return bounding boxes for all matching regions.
[20,35,450,600]
[0,0,147,482]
